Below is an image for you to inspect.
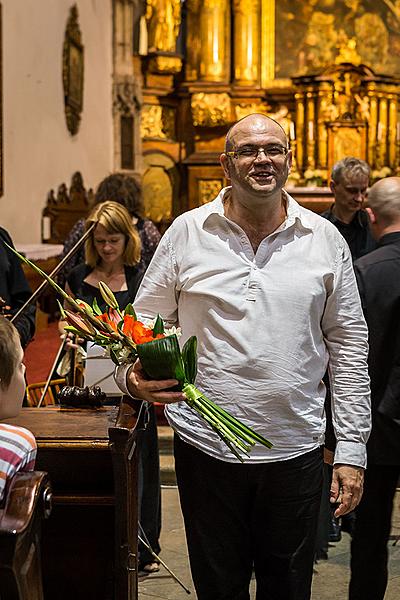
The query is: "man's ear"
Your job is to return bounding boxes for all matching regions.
[329,180,336,194]
[366,206,376,224]
[220,153,231,181]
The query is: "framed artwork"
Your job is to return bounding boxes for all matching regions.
[63,5,84,135]
[264,0,400,86]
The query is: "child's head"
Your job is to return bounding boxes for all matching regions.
[0,318,26,418]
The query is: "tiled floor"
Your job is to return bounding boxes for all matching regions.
[139,486,400,600]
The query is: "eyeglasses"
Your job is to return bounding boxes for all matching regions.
[225,145,289,160]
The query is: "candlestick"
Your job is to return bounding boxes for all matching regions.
[289,121,295,141]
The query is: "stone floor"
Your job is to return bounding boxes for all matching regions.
[138,486,400,600]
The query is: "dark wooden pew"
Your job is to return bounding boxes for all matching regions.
[0,471,52,600]
[4,399,143,600]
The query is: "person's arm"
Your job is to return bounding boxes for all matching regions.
[322,241,371,516]
[0,230,35,348]
[115,228,185,404]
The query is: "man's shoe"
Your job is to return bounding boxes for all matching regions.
[329,516,342,543]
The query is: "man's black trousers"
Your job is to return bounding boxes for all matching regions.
[174,435,323,600]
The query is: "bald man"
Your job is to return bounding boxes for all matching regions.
[350,177,400,600]
[115,114,371,600]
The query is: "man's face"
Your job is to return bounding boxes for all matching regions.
[0,344,26,419]
[220,118,292,199]
[330,171,369,214]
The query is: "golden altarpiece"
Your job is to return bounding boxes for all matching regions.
[127,0,400,223]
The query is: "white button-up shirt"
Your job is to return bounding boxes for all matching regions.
[116,188,371,466]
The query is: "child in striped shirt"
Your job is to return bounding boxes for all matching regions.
[0,318,36,502]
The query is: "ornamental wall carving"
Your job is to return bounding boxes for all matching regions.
[191,93,231,127]
[141,104,175,140]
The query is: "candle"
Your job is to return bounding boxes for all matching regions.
[42,216,51,241]
[308,121,314,141]
[397,122,400,141]
[289,122,295,141]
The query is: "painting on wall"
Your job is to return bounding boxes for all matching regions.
[273,0,400,81]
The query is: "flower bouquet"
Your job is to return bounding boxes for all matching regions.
[6,243,273,461]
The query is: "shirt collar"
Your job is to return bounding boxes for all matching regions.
[203,186,314,233]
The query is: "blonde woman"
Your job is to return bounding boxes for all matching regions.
[65,201,143,310]
[61,201,162,573]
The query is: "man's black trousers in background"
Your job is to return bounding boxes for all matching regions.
[349,464,400,600]
[174,436,323,600]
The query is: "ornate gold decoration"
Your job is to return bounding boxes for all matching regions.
[198,179,222,205]
[148,55,182,74]
[234,103,269,121]
[141,104,175,140]
[145,0,181,53]
[143,165,173,222]
[191,93,231,127]
[62,4,84,135]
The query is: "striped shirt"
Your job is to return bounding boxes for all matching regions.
[0,423,37,501]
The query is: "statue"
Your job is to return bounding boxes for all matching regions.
[354,93,370,121]
[146,0,181,53]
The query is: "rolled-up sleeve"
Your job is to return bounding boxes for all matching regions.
[322,242,371,468]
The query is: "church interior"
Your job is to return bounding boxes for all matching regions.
[1,1,400,599]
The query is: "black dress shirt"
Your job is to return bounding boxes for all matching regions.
[0,227,35,347]
[354,232,400,464]
[321,206,377,260]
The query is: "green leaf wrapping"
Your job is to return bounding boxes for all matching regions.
[153,314,165,336]
[136,334,186,385]
[182,336,198,384]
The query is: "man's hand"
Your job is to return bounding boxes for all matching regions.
[330,464,364,517]
[126,359,186,404]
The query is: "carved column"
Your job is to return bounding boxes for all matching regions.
[377,96,388,168]
[306,90,316,170]
[388,94,397,168]
[112,0,143,173]
[199,0,230,83]
[367,88,378,168]
[232,0,261,87]
[295,92,305,172]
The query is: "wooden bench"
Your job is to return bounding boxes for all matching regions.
[4,399,144,600]
[0,471,52,600]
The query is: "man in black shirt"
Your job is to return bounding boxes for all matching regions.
[349,176,400,600]
[322,156,377,260]
[0,227,35,348]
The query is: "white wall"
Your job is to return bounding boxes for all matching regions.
[1,0,113,243]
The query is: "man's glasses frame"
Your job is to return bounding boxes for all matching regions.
[225,145,289,160]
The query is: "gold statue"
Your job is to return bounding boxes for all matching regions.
[335,32,361,65]
[146,0,181,53]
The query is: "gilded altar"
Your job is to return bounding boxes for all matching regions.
[125,0,400,219]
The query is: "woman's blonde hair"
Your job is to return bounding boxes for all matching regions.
[85,201,141,268]
[0,319,21,390]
